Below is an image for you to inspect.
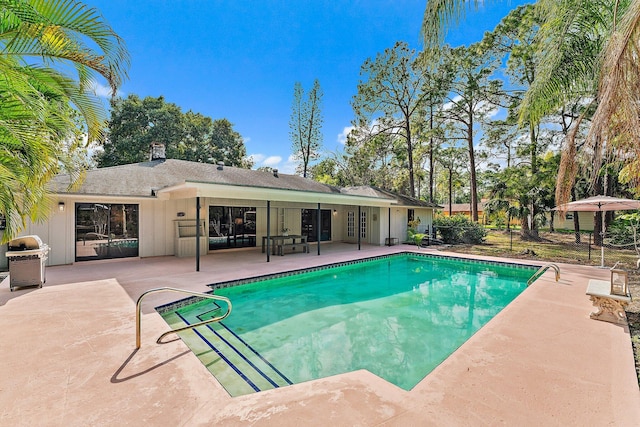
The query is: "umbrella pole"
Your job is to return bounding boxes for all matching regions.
[599,211,606,268]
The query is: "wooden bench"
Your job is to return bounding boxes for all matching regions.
[586,279,632,325]
[277,242,309,256]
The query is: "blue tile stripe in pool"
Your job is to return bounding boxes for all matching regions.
[211,321,293,387]
[175,311,261,393]
[195,311,292,388]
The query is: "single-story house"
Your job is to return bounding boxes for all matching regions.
[549,211,595,232]
[0,144,441,269]
[440,201,487,223]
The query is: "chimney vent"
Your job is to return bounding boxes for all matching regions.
[273,168,279,177]
[150,142,166,161]
[217,161,224,170]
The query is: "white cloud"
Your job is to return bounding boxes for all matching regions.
[247,153,299,174]
[263,156,282,167]
[280,155,298,174]
[248,153,265,164]
[337,126,354,145]
[247,153,281,168]
[442,95,462,111]
[90,81,123,98]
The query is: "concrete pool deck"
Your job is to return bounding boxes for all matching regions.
[1,243,639,426]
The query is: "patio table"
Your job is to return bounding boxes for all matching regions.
[261,235,307,255]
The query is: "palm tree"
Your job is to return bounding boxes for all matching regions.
[0,0,129,240]
[422,0,640,204]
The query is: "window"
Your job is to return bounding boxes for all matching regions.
[408,209,415,224]
[301,209,332,242]
[566,213,574,220]
[360,211,367,238]
[75,203,139,261]
[209,206,256,250]
[347,211,355,237]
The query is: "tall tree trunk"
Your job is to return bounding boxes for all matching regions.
[571,186,581,243]
[529,123,539,235]
[520,214,530,237]
[594,177,603,246]
[429,112,435,203]
[406,121,415,198]
[467,112,479,222]
[448,167,453,216]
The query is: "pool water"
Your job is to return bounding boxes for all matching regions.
[160,254,536,396]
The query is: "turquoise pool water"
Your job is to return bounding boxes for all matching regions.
[160,254,536,396]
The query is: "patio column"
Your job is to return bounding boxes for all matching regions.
[196,196,200,272]
[358,206,361,250]
[266,200,271,262]
[317,203,321,255]
[388,207,391,245]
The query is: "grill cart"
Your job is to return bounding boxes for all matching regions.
[5,235,49,292]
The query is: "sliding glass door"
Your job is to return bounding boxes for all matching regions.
[75,203,139,261]
[301,209,331,242]
[209,206,256,250]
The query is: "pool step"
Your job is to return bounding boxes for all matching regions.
[162,306,292,396]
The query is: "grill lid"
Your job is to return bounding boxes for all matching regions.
[7,235,44,251]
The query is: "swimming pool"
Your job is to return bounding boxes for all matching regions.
[159,253,537,396]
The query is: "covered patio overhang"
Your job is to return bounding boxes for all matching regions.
[155,181,396,207]
[156,181,398,270]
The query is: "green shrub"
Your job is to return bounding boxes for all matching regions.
[434,215,487,244]
[406,228,426,245]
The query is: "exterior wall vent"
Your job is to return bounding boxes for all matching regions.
[273,168,278,177]
[217,161,224,170]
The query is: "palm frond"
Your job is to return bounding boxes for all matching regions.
[587,0,640,193]
[422,0,485,48]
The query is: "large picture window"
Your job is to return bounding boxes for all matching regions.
[75,203,139,261]
[209,206,256,250]
[301,209,331,242]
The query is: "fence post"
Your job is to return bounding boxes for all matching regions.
[588,232,591,260]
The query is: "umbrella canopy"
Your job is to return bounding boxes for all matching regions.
[554,195,640,268]
[554,195,640,212]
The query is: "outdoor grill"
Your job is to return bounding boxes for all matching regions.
[5,235,49,292]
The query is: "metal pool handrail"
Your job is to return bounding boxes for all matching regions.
[527,263,560,286]
[136,287,232,349]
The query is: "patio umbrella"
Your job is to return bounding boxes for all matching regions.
[554,195,640,267]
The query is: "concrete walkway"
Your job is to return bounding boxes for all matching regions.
[1,244,639,426]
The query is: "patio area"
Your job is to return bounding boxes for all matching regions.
[1,243,639,426]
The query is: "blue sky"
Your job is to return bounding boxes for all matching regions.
[89,0,531,173]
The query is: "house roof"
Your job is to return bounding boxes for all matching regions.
[49,159,343,198]
[441,202,486,213]
[342,186,442,208]
[48,160,434,208]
